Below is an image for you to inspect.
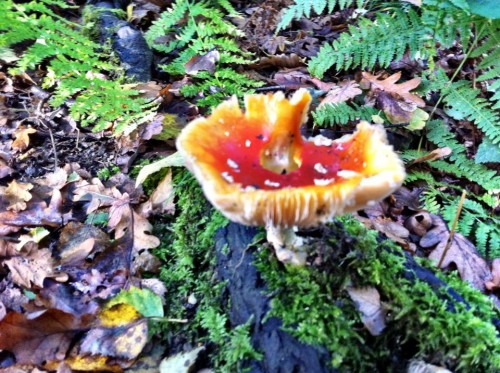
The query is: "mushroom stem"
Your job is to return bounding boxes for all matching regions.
[266,225,307,265]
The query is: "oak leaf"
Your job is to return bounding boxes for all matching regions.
[12,126,37,152]
[420,214,491,291]
[362,71,425,107]
[4,180,33,212]
[115,211,160,251]
[3,242,65,288]
[319,80,362,107]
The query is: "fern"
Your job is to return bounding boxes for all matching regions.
[146,0,262,107]
[308,9,423,77]
[442,81,500,145]
[425,121,500,191]
[1,0,157,135]
[277,0,364,31]
[407,171,500,258]
[312,102,383,127]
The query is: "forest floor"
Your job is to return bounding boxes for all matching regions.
[0,0,499,372]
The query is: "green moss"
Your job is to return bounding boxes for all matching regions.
[256,215,500,372]
[153,169,261,371]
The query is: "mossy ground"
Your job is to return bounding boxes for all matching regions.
[153,169,500,372]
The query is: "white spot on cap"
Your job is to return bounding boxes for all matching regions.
[227,159,239,169]
[314,178,335,186]
[219,118,225,124]
[264,180,280,188]
[245,140,251,148]
[314,163,328,174]
[221,172,234,183]
[311,135,333,147]
[224,131,230,137]
[336,143,344,151]
[337,170,360,179]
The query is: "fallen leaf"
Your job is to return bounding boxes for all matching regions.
[362,71,425,107]
[159,346,205,373]
[12,126,37,152]
[106,287,164,318]
[115,211,160,251]
[407,147,452,165]
[319,80,362,107]
[376,90,416,124]
[108,188,131,229]
[4,180,33,212]
[139,169,175,217]
[135,152,185,187]
[4,242,65,288]
[185,50,220,75]
[407,107,429,130]
[80,319,148,360]
[485,258,500,291]
[346,286,386,336]
[36,167,68,190]
[420,214,491,291]
[0,309,88,366]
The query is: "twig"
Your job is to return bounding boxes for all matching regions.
[437,190,467,268]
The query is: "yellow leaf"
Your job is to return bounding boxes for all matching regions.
[12,126,37,152]
[5,180,33,211]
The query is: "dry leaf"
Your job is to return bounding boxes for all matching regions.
[139,169,175,217]
[362,71,425,107]
[420,214,491,291]
[407,147,452,166]
[485,258,500,291]
[0,309,87,366]
[319,80,362,107]
[4,242,64,288]
[5,180,33,212]
[346,286,386,336]
[80,319,148,360]
[159,346,205,373]
[12,126,37,152]
[185,49,220,75]
[108,188,131,229]
[115,211,160,251]
[36,167,68,190]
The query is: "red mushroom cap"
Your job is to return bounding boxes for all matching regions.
[176,89,406,228]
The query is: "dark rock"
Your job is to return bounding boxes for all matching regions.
[86,1,152,82]
[215,223,336,373]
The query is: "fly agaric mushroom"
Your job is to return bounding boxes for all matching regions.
[176,89,406,265]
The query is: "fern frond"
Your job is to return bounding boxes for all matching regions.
[308,9,423,77]
[277,0,363,31]
[426,120,500,192]
[442,81,500,145]
[312,102,383,127]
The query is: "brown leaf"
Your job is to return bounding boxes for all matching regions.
[36,167,68,190]
[115,211,160,251]
[108,188,131,229]
[420,214,491,291]
[319,80,362,107]
[362,71,425,107]
[80,319,148,360]
[407,147,452,166]
[376,90,416,124]
[0,309,88,366]
[72,178,112,214]
[3,242,65,288]
[185,50,220,75]
[138,170,175,217]
[4,180,33,212]
[12,126,37,152]
[485,258,500,291]
[346,286,386,336]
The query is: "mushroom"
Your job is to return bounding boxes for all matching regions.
[176,89,406,265]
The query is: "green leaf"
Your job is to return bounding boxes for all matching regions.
[475,138,500,163]
[466,0,500,19]
[107,287,164,318]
